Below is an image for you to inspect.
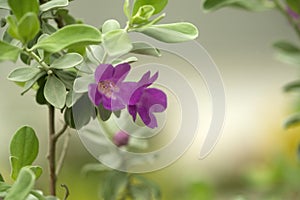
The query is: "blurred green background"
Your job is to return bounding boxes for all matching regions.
[1,0,300,199]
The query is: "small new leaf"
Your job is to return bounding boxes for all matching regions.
[17,12,40,44]
[40,0,69,12]
[5,168,35,200]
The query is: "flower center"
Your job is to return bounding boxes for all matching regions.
[98,80,120,99]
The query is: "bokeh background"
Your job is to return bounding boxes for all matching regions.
[1,0,300,199]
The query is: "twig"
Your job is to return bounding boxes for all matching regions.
[54,123,68,141]
[56,132,71,176]
[61,184,70,200]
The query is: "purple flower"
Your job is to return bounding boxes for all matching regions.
[113,131,130,147]
[127,72,167,129]
[287,6,299,19]
[88,63,130,111]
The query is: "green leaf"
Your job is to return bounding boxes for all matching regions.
[31,24,102,53]
[44,75,66,109]
[0,0,9,9]
[103,29,133,56]
[137,22,199,43]
[283,113,300,129]
[66,89,83,108]
[102,171,128,200]
[273,41,300,65]
[98,103,112,121]
[6,15,21,41]
[287,0,300,14]
[132,0,168,16]
[131,42,161,57]
[81,163,111,176]
[64,107,76,129]
[27,166,43,180]
[36,81,48,105]
[10,126,39,180]
[102,19,121,34]
[203,0,274,12]
[54,70,77,90]
[132,5,155,24]
[50,53,83,69]
[40,0,68,12]
[112,56,138,66]
[17,12,40,44]
[8,0,39,20]
[0,40,20,62]
[132,5,154,24]
[0,173,4,182]
[5,168,35,200]
[8,67,41,82]
[21,72,46,95]
[283,80,300,93]
[73,74,94,93]
[123,0,130,20]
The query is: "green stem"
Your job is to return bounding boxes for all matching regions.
[24,48,49,70]
[274,0,300,40]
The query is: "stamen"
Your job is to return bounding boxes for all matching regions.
[98,80,120,99]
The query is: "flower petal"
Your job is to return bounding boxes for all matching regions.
[112,63,130,83]
[102,95,126,111]
[137,71,158,87]
[95,64,110,82]
[128,105,137,121]
[88,83,102,106]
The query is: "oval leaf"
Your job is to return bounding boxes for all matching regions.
[40,0,68,12]
[8,0,39,20]
[137,22,199,43]
[131,42,161,57]
[132,0,168,16]
[103,29,133,56]
[17,12,40,44]
[51,53,83,69]
[31,24,102,53]
[44,75,66,109]
[10,126,39,180]
[102,19,121,34]
[0,40,21,62]
[8,67,41,82]
[5,168,35,200]
[73,74,94,93]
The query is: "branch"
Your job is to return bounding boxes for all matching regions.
[56,132,71,176]
[54,123,68,141]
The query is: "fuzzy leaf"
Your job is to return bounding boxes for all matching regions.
[8,67,41,82]
[0,40,21,62]
[137,22,198,43]
[102,29,132,56]
[40,0,68,12]
[31,24,102,53]
[17,12,40,44]
[132,0,168,16]
[5,168,35,200]
[44,75,66,109]
[51,53,83,69]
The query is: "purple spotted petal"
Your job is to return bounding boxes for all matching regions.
[88,83,102,106]
[112,63,131,83]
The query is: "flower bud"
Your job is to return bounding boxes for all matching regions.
[113,131,129,147]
